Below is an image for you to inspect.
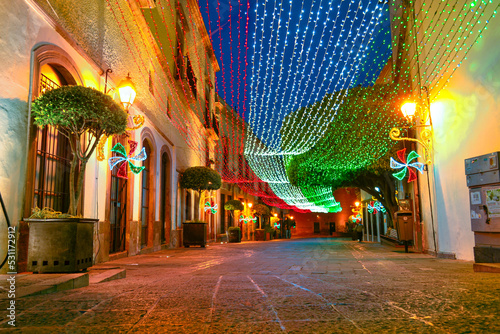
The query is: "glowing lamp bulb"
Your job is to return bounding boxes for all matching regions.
[355,201,360,207]
[401,102,417,121]
[248,203,253,208]
[117,74,136,110]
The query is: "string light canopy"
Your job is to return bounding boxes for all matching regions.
[100,0,499,212]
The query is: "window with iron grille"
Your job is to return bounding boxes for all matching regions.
[33,73,72,213]
[186,56,197,98]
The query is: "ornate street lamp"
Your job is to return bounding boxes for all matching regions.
[117,73,137,111]
[390,100,433,165]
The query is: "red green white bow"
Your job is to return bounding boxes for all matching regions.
[390,148,424,182]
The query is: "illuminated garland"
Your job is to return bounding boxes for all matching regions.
[390,148,425,183]
[108,140,147,179]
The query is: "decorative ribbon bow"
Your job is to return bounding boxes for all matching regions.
[204,201,218,214]
[367,201,386,214]
[349,213,362,223]
[239,215,257,224]
[390,148,425,182]
[108,140,147,179]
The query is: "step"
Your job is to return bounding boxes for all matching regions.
[473,263,500,273]
[89,268,126,284]
[16,273,89,298]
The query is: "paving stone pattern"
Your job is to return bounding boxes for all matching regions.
[1,238,500,333]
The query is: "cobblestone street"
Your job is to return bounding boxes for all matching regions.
[2,238,500,333]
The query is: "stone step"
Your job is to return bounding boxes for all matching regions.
[16,273,89,298]
[473,263,500,273]
[89,268,126,284]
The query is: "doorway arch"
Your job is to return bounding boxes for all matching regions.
[160,147,172,245]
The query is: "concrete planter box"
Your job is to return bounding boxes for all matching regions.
[25,218,97,273]
[228,227,241,243]
[182,222,207,247]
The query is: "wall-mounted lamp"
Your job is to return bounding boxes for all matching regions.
[104,69,113,94]
[117,73,137,111]
[390,99,433,165]
[400,102,417,122]
[103,70,137,111]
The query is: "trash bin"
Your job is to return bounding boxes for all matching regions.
[395,210,413,253]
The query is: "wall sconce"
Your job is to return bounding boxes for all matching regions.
[104,69,113,94]
[103,70,137,111]
[117,73,137,111]
[390,100,433,165]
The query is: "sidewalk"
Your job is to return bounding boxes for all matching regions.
[2,237,499,333]
[0,264,126,299]
[4,237,497,301]
[0,238,270,299]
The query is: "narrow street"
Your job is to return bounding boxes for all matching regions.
[2,238,500,333]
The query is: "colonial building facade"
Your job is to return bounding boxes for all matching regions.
[0,0,259,273]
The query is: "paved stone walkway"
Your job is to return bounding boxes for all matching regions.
[1,237,499,333]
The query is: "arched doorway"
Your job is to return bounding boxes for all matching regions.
[160,151,171,244]
[140,140,153,248]
[185,191,192,221]
[109,135,128,253]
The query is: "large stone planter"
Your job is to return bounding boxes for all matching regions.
[26,218,97,273]
[227,227,241,243]
[182,222,207,247]
[255,229,265,241]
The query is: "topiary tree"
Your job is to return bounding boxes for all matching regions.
[180,166,222,194]
[31,85,128,215]
[252,204,271,229]
[224,199,244,227]
[253,204,270,217]
[224,199,244,212]
[180,166,222,220]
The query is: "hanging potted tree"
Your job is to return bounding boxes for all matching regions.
[224,199,244,243]
[26,85,128,273]
[253,204,270,241]
[180,166,221,247]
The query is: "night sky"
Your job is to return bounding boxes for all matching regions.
[199,0,392,148]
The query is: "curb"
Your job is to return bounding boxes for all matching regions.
[17,273,89,298]
[89,268,126,284]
